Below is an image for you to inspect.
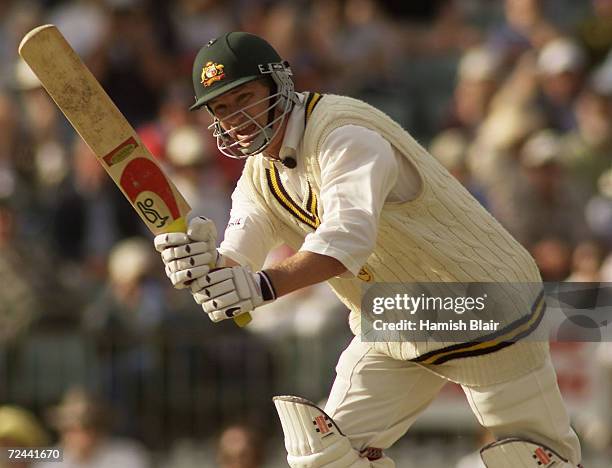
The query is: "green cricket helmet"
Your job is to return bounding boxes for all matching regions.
[190,32,298,158]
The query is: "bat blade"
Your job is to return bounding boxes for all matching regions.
[18,24,189,235]
[19,24,251,327]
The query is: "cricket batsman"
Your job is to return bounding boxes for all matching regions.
[154,32,582,467]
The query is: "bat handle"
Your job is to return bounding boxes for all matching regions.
[234,313,252,327]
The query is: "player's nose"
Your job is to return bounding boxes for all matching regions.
[222,109,247,129]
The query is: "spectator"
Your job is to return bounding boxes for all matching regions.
[566,241,606,282]
[488,0,559,65]
[591,47,612,95]
[444,45,502,135]
[88,0,173,126]
[37,387,150,468]
[585,168,612,247]
[82,237,166,437]
[46,0,108,58]
[576,0,612,68]
[326,0,399,94]
[493,129,588,246]
[429,129,488,208]
[468,105,543,213]
[171,0,234,57]
[51,137,144,287]
[0,92,22,201]
[0,196,79,342]
[165,125,232,238]
[0,197,41,343]
[305,0,344,87]
[216,424,264,468]
[13,58,72,211]
[531,237,573,281]
[83,237,165,335]
[136,82,194,161]
[0,2,42,88]
[0,405,49,468]
[536,37,588,131]
[409,0,482,55]
[561,79,612,196]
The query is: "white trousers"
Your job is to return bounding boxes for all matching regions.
[324,337,581,467]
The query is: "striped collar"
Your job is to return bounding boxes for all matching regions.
[264,92,323,230]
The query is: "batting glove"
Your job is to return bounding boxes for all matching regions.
[154,216,218,289]
[190,266,277,322]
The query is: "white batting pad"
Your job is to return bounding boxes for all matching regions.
[273,395,369,468]
[480,438,576,468]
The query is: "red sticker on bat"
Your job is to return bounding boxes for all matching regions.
[103,136,138,167]
[120,158,180,228]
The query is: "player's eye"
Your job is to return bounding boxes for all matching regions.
[237,93,253,106]
[213,104,227,117]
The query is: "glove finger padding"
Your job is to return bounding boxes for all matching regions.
[154,232,190,252]
[168,265,211,289]
[160,241,214,263]
[191,266,273,322]
[196,268,259,304]
[192,278,235,304]
[203,290,242,312]
[155,217,219,290]
[191,268,234,289]
[166,252,214,274]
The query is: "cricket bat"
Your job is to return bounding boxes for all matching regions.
[19,24,251,327]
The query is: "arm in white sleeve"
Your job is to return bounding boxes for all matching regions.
[299,125,399,275]
[218,183,280,271]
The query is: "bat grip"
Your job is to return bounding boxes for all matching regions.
[234,312,252,327]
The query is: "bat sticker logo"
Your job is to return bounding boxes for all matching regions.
[103,136,138,166]
[137,198,169,228]
[120,158,181,228]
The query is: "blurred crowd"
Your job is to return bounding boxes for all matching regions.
[429,0,612,285]
[0,0,611,466]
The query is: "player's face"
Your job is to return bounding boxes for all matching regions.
[208,80,275,148]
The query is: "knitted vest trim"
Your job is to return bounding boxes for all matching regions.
[412,290,546,365]
[265,161,321,230]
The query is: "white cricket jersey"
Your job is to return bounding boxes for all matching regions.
[217,92,546,386]
[219,92,420,274]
